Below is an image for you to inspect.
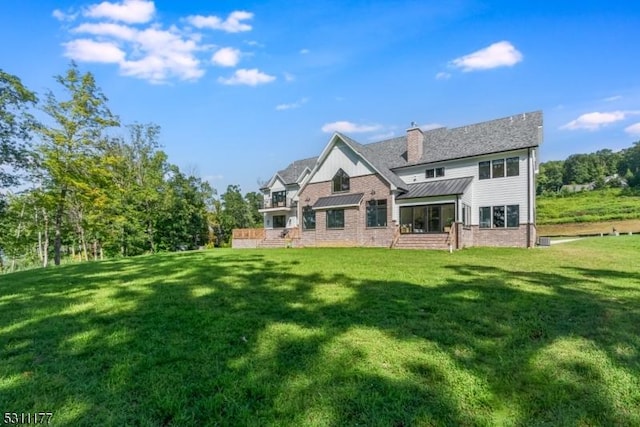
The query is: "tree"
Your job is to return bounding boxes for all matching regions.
[36,63,119,265]
[0,70,37,188]
[537,160,564,195]
[244,191,264,227]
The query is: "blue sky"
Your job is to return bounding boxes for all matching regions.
[1,0,639,193]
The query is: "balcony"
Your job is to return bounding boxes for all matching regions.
[259,197,297,211]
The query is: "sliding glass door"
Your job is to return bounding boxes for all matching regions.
[400,203,455,234]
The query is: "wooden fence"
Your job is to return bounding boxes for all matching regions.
[232,228,266,240]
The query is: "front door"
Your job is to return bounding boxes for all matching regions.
[427,206,441,232]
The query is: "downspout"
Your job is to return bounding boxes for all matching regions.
[455,194,460,250]
[527,147,531,248]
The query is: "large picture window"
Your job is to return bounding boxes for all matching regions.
[366,200,387,227]
[326,209,344,229]
[273,215,286,228]
[302,206,315,230]
[480,156,520,179]
[479,204,520,228]
[332,169,350,193]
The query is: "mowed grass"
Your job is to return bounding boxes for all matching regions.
[1,238,640,426]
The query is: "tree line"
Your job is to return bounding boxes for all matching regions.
[537,143,640,195]
[0,64,262,272]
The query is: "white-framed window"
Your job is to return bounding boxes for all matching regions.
[479,205,520,228]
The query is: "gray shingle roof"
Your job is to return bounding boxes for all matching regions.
[268,111,541,195]
[313,193,364,209]
[396,177,474,200]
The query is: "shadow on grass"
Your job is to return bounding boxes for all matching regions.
[1,249,639,425]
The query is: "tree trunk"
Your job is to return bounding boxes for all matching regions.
[92,240,97,261]
[54,188,66,266]
[42,208,49,268]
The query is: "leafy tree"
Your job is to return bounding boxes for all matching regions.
[36,62,119,265]
[245,191,264,227]
[537,160,564,194]
[0,70,37,188]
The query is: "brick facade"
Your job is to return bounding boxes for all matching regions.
[297,173,395,247]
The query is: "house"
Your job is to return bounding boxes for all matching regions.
[244,111,542,249]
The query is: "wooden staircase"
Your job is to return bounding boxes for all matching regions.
[393,233,450,250]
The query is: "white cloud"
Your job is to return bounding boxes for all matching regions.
[218,68,275,86]
[625,122,640,135]
[187,11,253,33]
[275,98,308,111]
[73,22,137,40]
[84,0,155,24]
[211,47,241,67]
[561,111,640,131]
[450,41,523,72]
[53,9,78,22]
[604,95,622,102]
[63,39,125,63]
[435,72,451,80]
[283,72,295,82]
[67,21,205,83]
[300,48,310,54]
[321,121,382,133]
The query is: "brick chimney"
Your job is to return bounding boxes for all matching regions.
[406,123,424,164]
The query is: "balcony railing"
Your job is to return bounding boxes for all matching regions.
[261,197,297,209]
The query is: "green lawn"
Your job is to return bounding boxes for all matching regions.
[1,238,640,426]
[537,188,640,224]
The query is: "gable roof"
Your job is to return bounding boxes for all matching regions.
[265,111,542,194]
[262,156,318,189]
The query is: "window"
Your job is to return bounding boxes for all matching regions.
[425,167,445,179]
[366,200,387,227]
[479,207,491,228]
[492,159,505,178]
[480,204,520,228]
[506,157,519,177]
[273,215,286,228]
[332,169,350,193]
[492,206,505,228]
[327,209,344,228]
[302,206,315,230]
[272,190,286,207]
[481,157,519,179]
[462,203,471,227]
[507,205,519,227]
[479,161,491,180]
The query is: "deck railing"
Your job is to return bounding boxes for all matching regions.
[232,228,266,240]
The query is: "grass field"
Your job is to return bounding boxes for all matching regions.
[2,238,640,426]
[537,188,640,225]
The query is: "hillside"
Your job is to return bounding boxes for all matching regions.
[537,188,640,225]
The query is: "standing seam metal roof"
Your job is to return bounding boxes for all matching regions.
[396,177,474,199]
[312,193,364,209]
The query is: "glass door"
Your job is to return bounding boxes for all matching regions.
[427,206,441,232]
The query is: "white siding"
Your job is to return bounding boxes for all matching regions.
[310,141,374,183]
[393,148,532,226]
[472,151,530,225]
